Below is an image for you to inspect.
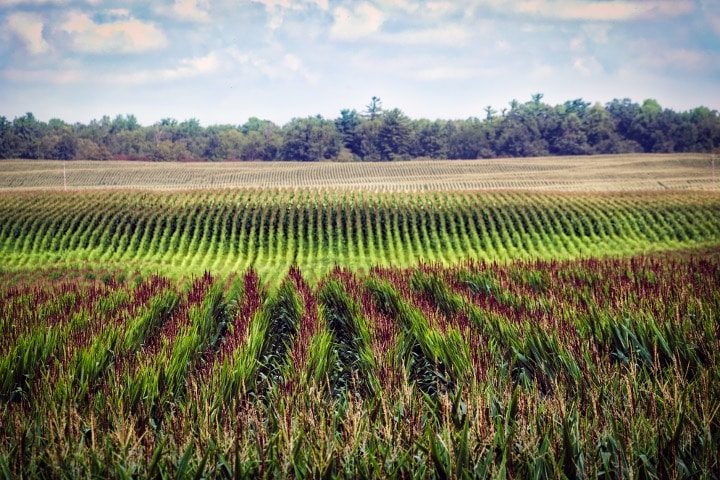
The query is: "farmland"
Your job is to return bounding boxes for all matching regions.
[1,155,720,478]
[1,153,718,192]
[1,189,719,280]
[1,253,718,477]
[2,0,719,472]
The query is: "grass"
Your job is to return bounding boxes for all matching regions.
[0,251,718,477]
[1,189,719,281]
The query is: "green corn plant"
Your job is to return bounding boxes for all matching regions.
[409,271,463,318]
[511,326,581,394]
[303,329,333,388]
[122,290,181,352]
[0,326,63,399]
[589,312,710,376]
[367,278,470,395]
[561,407,586,480]
[317,279,377,397]
[61,289,179,403]
[215,279,302,404]
[250,280,302,395]
[126,281,227,413]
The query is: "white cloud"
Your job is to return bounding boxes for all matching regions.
[583,24,610,43]
[496,39,510,51]
[642,48,715,70]
[60,11,167,54]
[284,52,318,81]
[0,0,63,5]
[0,0,101,4]
[229,50,279,77]
[346,51,506,82]
[4,52,222,85]
[157,0,211,23]
[329,2,384,40]
[709,15,720,35]
[109,52,221,84]
[425,1,456,17]
[414,65,487,81]
[569,35,584,51]
[379,25,471,46]
[512,0,693,21]
[4,12,49,55]
[105,9,131,19]
[229,48,317,82]
[250,0,294,8]
[623,38,718,72]
[4,66,83,84]
[572,56,603,75]
[569,24,611,52]
[375,0,419,13]
[251,0,292,30]
[312,0,329,10]
[282,53,302,71]
[249,0,328,30]
[529,64,555,80]
[700,0,720,35]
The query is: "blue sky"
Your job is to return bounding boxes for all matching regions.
[1,0,719,125]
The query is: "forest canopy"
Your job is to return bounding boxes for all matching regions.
[1,95,719,162]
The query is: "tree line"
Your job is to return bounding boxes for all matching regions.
[1,95,719,162]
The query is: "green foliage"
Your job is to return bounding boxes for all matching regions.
[317,280,377,396]
[215,280,302,404]
[1,190,719,282]
[368,278,470,394]
[281,116,341,161]
[252,281,302,392]
[0,324,63,399]
[0,239,719,479]
[3,95,719,161]
[125,281,228,412]
[123,290,180,351]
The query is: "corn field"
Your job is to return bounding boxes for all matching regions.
[1,189,719,281]
[1,252,719,477]
[0,154,718,192]
[2,166,720,478]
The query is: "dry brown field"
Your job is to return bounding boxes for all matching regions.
[0,153,717,191]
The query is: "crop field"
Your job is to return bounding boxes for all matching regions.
[2,155,720,478]
[0,252,718,477]
[1,189,720,281]
[1,153,718,192]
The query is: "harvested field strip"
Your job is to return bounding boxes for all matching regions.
[1,154,718,191]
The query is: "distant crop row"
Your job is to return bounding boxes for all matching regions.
[1,189,719,279]
[1,253,719,477]
[1,154,718,191]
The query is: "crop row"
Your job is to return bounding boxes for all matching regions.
[1,155,717,191]
[1,251,718,477]
[1,189,719,279]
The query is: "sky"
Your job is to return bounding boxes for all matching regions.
[1,0,720,126]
